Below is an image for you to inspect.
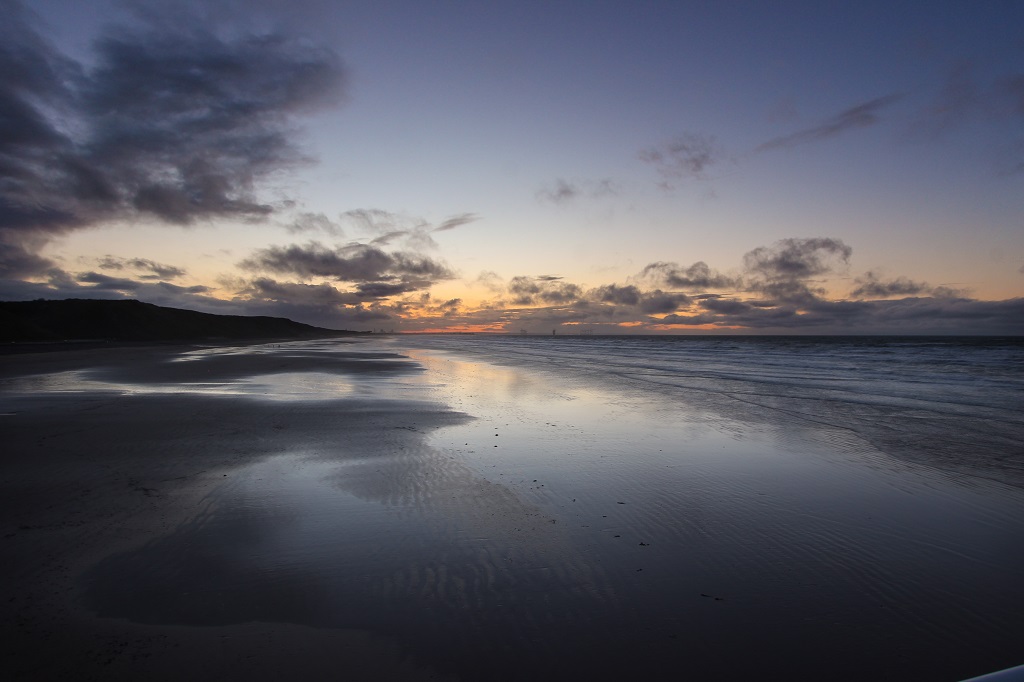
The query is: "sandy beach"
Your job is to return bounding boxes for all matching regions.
[2,337,1022,680]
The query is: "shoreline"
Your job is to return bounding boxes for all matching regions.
[0,332,372,356]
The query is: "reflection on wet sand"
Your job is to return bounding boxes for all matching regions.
[3,338,1023,680]
[82,445,621,676]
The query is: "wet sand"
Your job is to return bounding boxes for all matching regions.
[2,339,1023,680]
[1,341,463,680]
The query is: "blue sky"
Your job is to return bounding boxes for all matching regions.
[2,0,1023,332]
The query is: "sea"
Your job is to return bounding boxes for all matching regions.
[397,334,1024,488]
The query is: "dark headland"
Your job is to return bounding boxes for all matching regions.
[0,299,365,346]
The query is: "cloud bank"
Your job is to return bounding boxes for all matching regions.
[0,0,345,278]
[756,95,903,152]
[397,237,1021,335]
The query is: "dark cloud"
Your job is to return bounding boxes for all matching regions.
[97,256,186,279]
[858,297,1024,332]
[0,267,220,313]
[507,276,582,305]
[397,235,1021,334]
[231,276,397,328]
[69,269,205,294]
[0,0,345,276]
[586,284,690,315]
[81,26,343,222]
[732,296,1021,334]
[238,242,455,293]
[743,238,852,295]
[0,233,56,278]
[639,134,721,185]
[740,236,851,305]
[699,297,753,315]
[157,281,211,295]
[240,277,361,305]
[850,271,932,299]
[232,285,392,328]
[419,297,463,319]
[592,284,641,306]
[355,281,421,298]
[639,291,691,315]
[757,94,902,152]
[75,271,141,291]
[637,261,738,290]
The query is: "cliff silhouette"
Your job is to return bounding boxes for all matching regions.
[0,299,364,343]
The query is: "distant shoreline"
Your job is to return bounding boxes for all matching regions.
[0,333,362,356]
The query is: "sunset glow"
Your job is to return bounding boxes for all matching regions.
[2,0,1022,334]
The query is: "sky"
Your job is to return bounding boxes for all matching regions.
[2,0,1023,334]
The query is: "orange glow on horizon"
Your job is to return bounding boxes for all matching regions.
[410,322,509,334]
[648,323,745,331]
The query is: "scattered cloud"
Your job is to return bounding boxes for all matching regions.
[0,265,218,312]
[97,256,186,279]
[0,233,57,278]
[639,291,691,314]
[401,236,1024,334]
[434,213,480,232]
[285,212,344,237]
[238,241,455,293]
[535,179,615,205]
[924,63,982,134]
[240,277,361,306]
[76,271,142,291]
[338,209,396,233]
[231,282,392,326]
[471,270,505,292]
[743,237,852,281]
[757,94,902,152]
[743,237,851,303]
[848,270,962,299]
[639,133,722,186]
[912,64,1024,133]
[591,284,641,306]
[338,209,478,250]
[507,276,582,305]
[637,261,739,290]
[536,179,580,204]
[998,73,1024,120]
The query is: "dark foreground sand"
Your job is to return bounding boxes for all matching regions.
[2,340,1023,681]
[1,342,461,680]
